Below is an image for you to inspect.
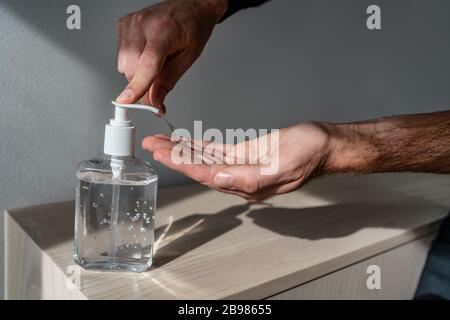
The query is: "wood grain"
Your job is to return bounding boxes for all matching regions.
[4,173,450,299]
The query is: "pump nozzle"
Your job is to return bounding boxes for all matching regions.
[112,101,160,116]
[109,101,160,127]
[105,101,171,157]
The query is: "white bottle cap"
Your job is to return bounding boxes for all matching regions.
[103,102,160,156]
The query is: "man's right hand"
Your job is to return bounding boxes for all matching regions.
[116,0,228,113]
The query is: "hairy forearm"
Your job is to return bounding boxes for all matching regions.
[323,110,450,175]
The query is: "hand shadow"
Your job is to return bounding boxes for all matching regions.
[246,199,445,240]
[153,203,250,267]
[152,194,446,267]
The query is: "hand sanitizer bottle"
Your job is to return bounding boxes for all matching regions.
[74,103,158,272]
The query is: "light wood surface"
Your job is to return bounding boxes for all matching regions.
[4,173,450,299]
[269,235,434,300]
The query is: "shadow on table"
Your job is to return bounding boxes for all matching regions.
[9,175,448,273]
[153,196,447,267]
[246,201,435,240]
[153,203,250,267]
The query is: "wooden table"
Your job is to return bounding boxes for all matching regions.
[4,173,450,299]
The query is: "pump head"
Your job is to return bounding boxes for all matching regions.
[103,101,160,157]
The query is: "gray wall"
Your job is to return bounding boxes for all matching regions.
[1,0,449,298]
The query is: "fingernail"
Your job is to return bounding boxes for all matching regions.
[153,152,161,161]
[116,88,133,102]
[214,172,234,189]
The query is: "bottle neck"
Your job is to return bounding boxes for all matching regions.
[102,154,135,161]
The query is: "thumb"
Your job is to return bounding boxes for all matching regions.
[213,166,274,194]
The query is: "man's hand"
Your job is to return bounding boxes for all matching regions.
[142,110,450,201]
[116,0,228,113]
[142,123,333,201]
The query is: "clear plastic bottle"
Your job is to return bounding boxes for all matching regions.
[74,102,159,272]
[74,155,157,272]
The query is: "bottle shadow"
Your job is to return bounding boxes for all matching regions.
[153,203,250,268]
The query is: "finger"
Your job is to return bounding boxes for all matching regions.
[212,165,278,194]
[145,142,270,200]
[214,173,301,202]
[117,18,129,74]
[268,179,304,195]
[124,20,146,80]
[116,42,167,104]
[178,137,228,162]
[142,135,175,151]
[223,132,275,165]
[153,133,171,140]
[147,50,193,108]
[151,147,217,184]
[150,147,257,201]
[245,179,302,202]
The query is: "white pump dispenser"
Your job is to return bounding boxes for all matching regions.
[75,101,159,273]
[103,101,160,156]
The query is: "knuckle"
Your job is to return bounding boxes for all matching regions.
[125,71,134,81]
[131,12,145,25]
[139,54,159,69]
[117,16,128,28]
[150,15,176,31]
[128,79,147,92]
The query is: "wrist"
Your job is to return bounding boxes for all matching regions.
[196,0,229,23]
[321,121,381,175]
